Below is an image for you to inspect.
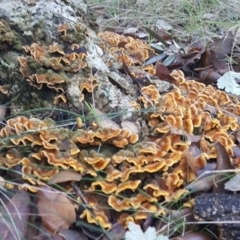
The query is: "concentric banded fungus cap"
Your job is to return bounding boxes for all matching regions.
[95,128,121,141]
[57,23,69,35]
[80,209,111,229]
[108,195,131,211]
[79,77,98,92]
[89,181,117,194]
[49,44,65,55]
[115,180,141,194]
[118,213,134,229]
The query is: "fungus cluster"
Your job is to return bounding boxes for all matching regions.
[98,31,155,68]
[57,23,89,43]
[2,67,240,228]
[3,27,240,231]
[0,113,188,228]
[18,42,87,93]
[139,70,240,182]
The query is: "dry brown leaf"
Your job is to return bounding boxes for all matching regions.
[170,208,194,222]
[185,149,197,176]
[186,163,216,193]
[200,48,212,68]
[204,104,217,115]
[142,215,154,232]
[37,186,76,233]
[235,131,240,143]
[188,143,201,158]
[199,68,221,85]
[48,170,82,184]
[233,145,240,158]
[210,31,233,61]
[48,235,64,240]
[211,50,227,72]
[102,223,125,240]
[213,142,234,193]
[58,229,88,240]
[170,126,201,142]
[155,63,177,84]
[0,190,30,240]
[186,172,214,193]
[196,163,216,176]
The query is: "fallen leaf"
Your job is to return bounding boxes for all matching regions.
[224,172,240,191]
[162,55,176,67]
[156,29,172,41]
[210,31,233,61]
[122,60,136,85]
[0,105,6,120]
[0,190,30,240]
[213,142,234,193]
[125,222,169,240]
[211,50,227,72]
[199,68,221,85]
[156,19,173,31]
[187,175,214,193]
[189,143,201,158]
[196,163,216,176]
[0,176,5,187]
[217,71,240,95]
[121,121,139,134]
[200,48,212,68]
[184,149,197,176]
[235,131,240,143]
[204,104,217,115]
[91,107,121,130]
[170,126,202,142]
[150,43,165,54]
[58,229,88,240]
[124,27,138,34]
[142,215,154,232]
[137,31,148,39]
[143,54,166,66]
[37,186,76,233]
[48,170,82,184]
[233,145,240,158]
[145,27,169,47]
[186,163,216,193]
[171,208,193,218]
[102,223,125,240]
[155,63,177,84]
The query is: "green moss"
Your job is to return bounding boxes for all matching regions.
[0,20,23,52]
[73,32,85,42]
[59,71,70,84]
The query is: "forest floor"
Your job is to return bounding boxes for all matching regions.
[88,0,240,42]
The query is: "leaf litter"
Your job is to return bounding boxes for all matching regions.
[37,186,76,233]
